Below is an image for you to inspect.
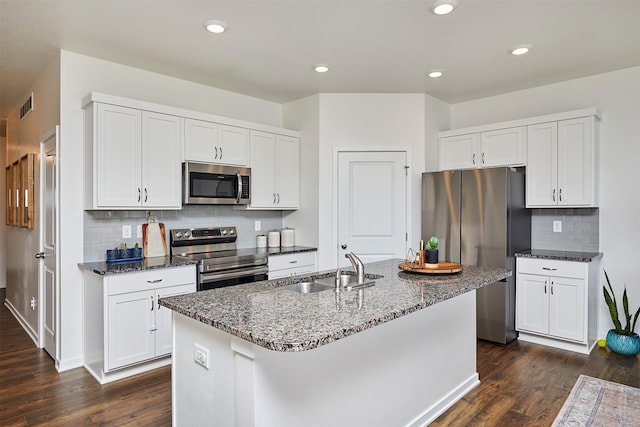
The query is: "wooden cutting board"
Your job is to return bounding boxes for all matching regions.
[142,223,167,258]
[398,261,463,274]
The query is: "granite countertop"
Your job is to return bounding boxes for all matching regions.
[265,246,317,256]
[78,256,197,275]
[159,259,510,352]
[516,249,603,263]
[78,246,317,276]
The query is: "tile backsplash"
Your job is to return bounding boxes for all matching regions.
[530,208,599,252]
[83,206,283,262]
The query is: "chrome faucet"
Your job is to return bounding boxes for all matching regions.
[335,267,342,292]
[345,252,365,284]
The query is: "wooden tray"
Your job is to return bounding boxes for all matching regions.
[398,261,463,274]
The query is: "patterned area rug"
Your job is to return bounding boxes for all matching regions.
[552,375,640,426]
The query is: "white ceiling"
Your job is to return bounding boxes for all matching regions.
[1,0,639,118]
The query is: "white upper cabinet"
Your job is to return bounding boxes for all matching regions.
[439,126,525,170]
[86,103,182,209]
[184,118,248,166]
[527,116,598,207]
[248,131,300,210]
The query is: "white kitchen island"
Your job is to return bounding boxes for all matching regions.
[160,259,510,427]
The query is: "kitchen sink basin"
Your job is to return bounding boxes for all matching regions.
[281,282,333,294]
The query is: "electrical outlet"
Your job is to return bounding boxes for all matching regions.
[122,225,132,239]
[30,297,37,310]
[255,220,261,232]
[194,343,210,370]
[553,220,562,233]
[136,224,143,238]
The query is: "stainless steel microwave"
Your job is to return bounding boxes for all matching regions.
[183,162,251,205]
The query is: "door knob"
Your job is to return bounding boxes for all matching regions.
[34,252,45,259]
[341,244,347,249]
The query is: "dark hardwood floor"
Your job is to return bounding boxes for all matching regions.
[1,287,638,426]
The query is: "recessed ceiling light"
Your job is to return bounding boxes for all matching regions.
[314,64,329,73]
[431,0,458,15]
[204,20,227,34]
[428,70,444,78]
[510,44,532,56]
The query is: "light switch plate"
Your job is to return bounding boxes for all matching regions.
[136,224,143,238]
[255,220,261,231]
[553,221,562,233]
[122,225,132,238]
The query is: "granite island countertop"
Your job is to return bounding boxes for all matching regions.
[159,259,510,352]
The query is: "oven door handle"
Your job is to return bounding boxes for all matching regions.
[200,266,268,284]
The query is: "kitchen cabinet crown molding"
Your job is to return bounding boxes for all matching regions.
[82,92,299,138]
[439,107,599,138]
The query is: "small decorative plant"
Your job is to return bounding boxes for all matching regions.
[426,236,438,250]
[603,270,640,336]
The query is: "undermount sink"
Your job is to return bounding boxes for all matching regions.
[281,282,333,294]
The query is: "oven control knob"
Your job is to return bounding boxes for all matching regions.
[184,231,191,238]
[221,229,227,235]
[175,232,183,239]
[229,229,235,235]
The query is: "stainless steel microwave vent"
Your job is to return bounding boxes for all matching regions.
[19,93,34,120]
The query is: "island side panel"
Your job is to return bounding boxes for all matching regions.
[172,291,478,427]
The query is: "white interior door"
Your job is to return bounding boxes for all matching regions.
[39,128,58,359]
[337,151,407,267]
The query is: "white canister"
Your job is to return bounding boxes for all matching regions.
[281,228,295,247]
[267,231,280,248]
[256,235,267,248]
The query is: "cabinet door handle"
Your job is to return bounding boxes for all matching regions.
[559,188,562,202]
[472,153,476,165]
[147,279,163,283]
[482,152,485,165]
[542,267,557,271]
[552,189,556,202]
[277,193,280,204]
[551,282,554,295]
[219,147,223,159]
[214,146,218,159]
[144,188,148,203]
[273,193,276,204]
[157,294,161,310]
[138,188,141,203]
[150,296,154,311]
[544,280,547,294]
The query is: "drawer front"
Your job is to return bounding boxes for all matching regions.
[107,265,197,295]
[268,252,316,273]
[516,258,586,279]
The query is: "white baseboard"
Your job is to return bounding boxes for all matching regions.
[407,373,480,427]
[57,357,84,372]
[518,332,594,355]
[4,300,39,346]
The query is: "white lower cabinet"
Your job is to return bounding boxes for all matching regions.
[516,257,598,354]
[268,252,317,279]
[84,265,196,384]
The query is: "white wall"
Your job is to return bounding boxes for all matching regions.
[56,50,286,370]
[1,135,6,288]
[446,66,640,338]
[4,54,60,340]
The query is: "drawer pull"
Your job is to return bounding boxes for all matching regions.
[147,279,163,283]
[542,267,557,271]
[289,260,298,264]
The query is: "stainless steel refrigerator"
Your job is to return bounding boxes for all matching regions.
[421,167,531,344]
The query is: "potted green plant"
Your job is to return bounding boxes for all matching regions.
[603,270,640,356]
[425,236,439,265]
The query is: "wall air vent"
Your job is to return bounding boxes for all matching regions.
[19,93,34,120]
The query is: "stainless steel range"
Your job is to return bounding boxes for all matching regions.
[170,226,268,291]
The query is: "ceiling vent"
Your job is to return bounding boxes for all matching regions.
[19,93,34,120]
